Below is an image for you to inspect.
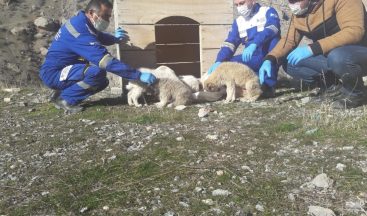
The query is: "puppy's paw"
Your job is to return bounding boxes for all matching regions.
[155,102,166,108]
[167,103,174,108]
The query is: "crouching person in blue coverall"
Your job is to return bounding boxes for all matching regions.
[207,0,281,98]
[39,0,156,114]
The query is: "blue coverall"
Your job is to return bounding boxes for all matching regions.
[40,11,141,105]
[216,3,281,87]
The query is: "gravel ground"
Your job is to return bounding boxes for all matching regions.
[1,87,366,215]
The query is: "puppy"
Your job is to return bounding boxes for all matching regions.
[126,66,225,108]
[126,65,180,107]
[203,62,262,103]
[153,78,193,108]
[179,75,201,92]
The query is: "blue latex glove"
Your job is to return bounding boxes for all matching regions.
[259,60,272,85]
[114,27,126,42]
[287,46,313,66]
[207,62,221,75]
[242,44,257,62]
[139,72,157,85]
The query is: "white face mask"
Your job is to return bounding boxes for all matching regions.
[237,4,253,18]
[92,14,109,31]
[289,2,309,16]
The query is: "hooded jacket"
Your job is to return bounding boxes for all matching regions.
[265,0,367,65]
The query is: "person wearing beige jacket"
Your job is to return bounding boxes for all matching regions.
[259,0,367,109]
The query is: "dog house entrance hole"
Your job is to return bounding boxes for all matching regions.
[155,16,200,78]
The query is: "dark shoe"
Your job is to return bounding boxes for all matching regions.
[260,85,276,99]
[331,94,365,109]
[310,84,343,103]
[49,90,61,102]
[321,84,343,98]
[54,98,84,114]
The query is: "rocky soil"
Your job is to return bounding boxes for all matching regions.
[0,87,367,215]
[1,0,367,215]
[0,0,89,86]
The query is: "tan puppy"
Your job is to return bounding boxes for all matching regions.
[126,66,224,108]
[203,62,262,103]
[153,78,193,108]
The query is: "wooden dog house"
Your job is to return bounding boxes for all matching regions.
[113,0,234,81]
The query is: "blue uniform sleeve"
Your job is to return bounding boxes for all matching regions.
[251,7,280,48]
[215,21,242,62]
[97,32,117,46]
[69,33,140,80]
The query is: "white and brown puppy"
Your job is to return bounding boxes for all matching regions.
[126,65,178,107]
[126,66,224,108]
[203,62,262,103]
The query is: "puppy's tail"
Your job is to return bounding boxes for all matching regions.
[192,90,225,103]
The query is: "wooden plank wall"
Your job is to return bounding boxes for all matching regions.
[115,0,234,77]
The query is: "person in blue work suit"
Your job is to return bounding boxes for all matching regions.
[207,0,281,97]
[39,0,156,114]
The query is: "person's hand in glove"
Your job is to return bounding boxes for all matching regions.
[139,72,157,85]
[287,46,313,66]
[242,43,257,62]
[207,62,221,75]
[258,60,272,85]
[114,27,129,43]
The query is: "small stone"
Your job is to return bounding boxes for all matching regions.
[288,193,296,202]
[336,163,346,171]
[301,97,311,104]
[247,150,254,155]
[202,199,214,206]
[308,206,336,216]
[206,134,218,140]
[255,204,265,212]
[241,165,254,173]
[108,155,116,161]
[175,105,187,111]
[34,17,59,31]
[194,187,203,193]
[309,173,333,189]
[342,146,354,151]
[176,137,185,142]
[28,108,36,113]
[212,189,232,196]
[216,170,224,176]
[4,98,11,102]
[80,207,88,213]
[179,202,190,208]
[164,211,175,216]
[198,107,211,118]
[2,88,21,93]
[41,191,49,196]
[102,206,109,211]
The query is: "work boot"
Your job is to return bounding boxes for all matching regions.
[331,93,365,109]
[260,85,276,99]
[54,98,84,114]
[48,89,61,102]
[310,83,343,103]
